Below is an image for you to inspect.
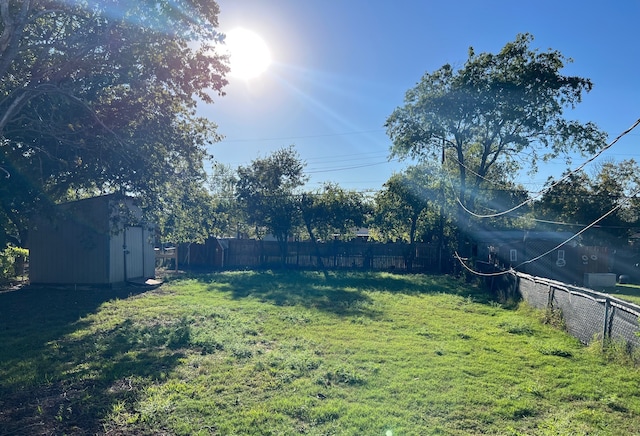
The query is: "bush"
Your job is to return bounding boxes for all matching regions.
[0,246,29,283]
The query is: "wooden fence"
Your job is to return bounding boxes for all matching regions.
[176,238,446,273]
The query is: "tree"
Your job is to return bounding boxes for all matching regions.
[208,162,243,238]
[235,146,307,264]
[534,171,592,225]
[590,160,640,231]
[372,165,440,244]
[386,33,606,249]
[300,182,369,270]
[301,183,368,242]
[155,182,220,245]
[534,160,640,245]
[0,0,228,247]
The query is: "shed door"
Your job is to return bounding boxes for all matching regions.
[125,226,144,279]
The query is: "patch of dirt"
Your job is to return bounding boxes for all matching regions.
[0,379,151,436]
[0,382,99,435]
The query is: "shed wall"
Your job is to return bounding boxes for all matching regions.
[30,198,111,284]
[30,195,155,286]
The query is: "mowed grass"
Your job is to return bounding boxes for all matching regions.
[610,283,640,306]
[2,271,640,435]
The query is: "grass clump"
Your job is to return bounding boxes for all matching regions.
[2,270,640,434]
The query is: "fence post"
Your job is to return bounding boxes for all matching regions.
[602,298,611,347]
[547,284,555,309]
[259,240,264,267]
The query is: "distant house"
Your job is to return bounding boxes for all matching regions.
[29,194,156,287]
[471,229,610,285]
[355,227,370,240]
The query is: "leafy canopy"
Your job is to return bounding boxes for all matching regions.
[372,165,439,244]
[0,0,228,246]
[386,33,606,211]
[534,159,640,245]
[300,182,369,242]
[235,146,307,243]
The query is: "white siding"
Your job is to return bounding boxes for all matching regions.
[125,226,144,279]
[109,230,125,283]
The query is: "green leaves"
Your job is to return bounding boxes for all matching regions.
[534,160,640,245]
[301,183,369,242]
[372,166,439,244]
[385,34,607,251]
[0,0,228,248]
[235,146,307,245]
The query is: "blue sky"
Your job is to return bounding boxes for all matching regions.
[202,0,640,195]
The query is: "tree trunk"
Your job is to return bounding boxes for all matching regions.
[304,222,329,279]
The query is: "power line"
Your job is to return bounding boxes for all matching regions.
[306,158,399,174]
[531,218,638,230]
[455,179,640,277]
[453,117,640,278]
[305,151,389,164]
[514,195,629,269]
[456,118,640,219]
[219,128,386,143]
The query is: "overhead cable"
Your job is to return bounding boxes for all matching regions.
[455,182,640,277]
[219,128,386,143]
[456,118,640,219]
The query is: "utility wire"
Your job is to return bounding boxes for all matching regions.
[454,252,514,277]
[454,182,640,277]
[306,158,399,174]
[453,117,640,278]
[455,118,640,219]
[514,201,624,269]
[219,128,386,143]
[531,217,639,230]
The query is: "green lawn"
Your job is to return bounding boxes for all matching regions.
[609,283,640,306]
[2,271,640,435]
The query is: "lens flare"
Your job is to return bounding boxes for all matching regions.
[224,27,271,80]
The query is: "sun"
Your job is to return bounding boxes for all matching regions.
[224,27,272,80]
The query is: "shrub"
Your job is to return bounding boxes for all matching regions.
[0,246,29,283]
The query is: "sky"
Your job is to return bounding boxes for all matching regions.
[200,0,640,196]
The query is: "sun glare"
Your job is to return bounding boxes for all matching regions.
[225,27,272,80]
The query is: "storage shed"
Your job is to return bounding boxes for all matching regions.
[29,195,156,286]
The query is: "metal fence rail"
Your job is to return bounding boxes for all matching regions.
[515,272,640,347]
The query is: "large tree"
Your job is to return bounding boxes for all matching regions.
[386,33,606,248]
[0,0,228,247]
[235,146,307,264]
[208,162,244,238]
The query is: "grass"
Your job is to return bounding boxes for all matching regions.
[609,283,640,306]
[2,270,640,435]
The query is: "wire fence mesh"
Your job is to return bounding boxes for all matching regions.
[515,272,640,347]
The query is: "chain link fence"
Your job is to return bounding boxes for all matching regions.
[516,272,640,347]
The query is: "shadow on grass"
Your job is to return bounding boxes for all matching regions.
[203,269,490,316]
[0,285,183,435]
